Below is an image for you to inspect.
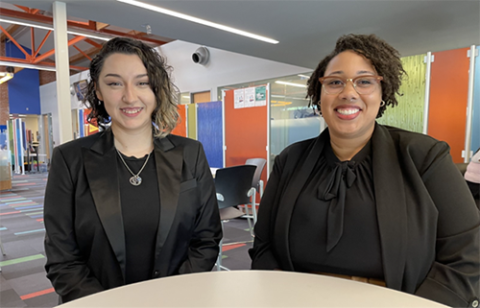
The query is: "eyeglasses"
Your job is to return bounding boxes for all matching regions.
[318,75,383,95]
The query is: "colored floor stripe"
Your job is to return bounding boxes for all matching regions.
[20,288,55,300]
[30,214,44,219]
[20,208,44,213]
[0,211,21,216]
[11,180,28,184]
[7,201,35,206]
[0,254,45,267]
[14,228,45,235]
[25,211,44,216]
[0,198,26,202]
[0,227,7,231]
[13,204,42,209]
[36,218,44,222]
[4,198,32,205]
[222,243,246,252]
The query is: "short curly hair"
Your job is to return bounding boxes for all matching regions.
[84,37,179,138]
[307,34,406,118]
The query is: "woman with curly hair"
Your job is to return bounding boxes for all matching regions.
[250,34,479,307]
[44,37,222,303]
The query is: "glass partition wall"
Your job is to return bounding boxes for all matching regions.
[219,72,325,173]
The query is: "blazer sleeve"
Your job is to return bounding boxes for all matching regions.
[414,142,480,307]
[177,143,222,273]
[44,146,104,302]
[250,154,283,270]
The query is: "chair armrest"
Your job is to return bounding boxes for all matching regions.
[216,193,224,202]
[247,187,256,197]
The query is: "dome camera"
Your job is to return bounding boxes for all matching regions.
[192,46,210,65]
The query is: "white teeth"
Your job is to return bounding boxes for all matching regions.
[337,108,359,115]
[122,108,141,114]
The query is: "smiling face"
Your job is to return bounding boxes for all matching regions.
[95,53,156,135]
[320,50,382,142]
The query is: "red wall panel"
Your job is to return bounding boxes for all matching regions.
[428,48,469,163]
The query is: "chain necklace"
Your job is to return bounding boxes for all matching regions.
[116,149,151,186]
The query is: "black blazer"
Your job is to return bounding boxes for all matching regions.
[251,124,480,308]
[44,129,222,303]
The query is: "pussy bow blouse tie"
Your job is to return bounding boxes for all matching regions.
[320,161,357,252]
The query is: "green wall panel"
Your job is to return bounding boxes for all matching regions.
[377,54,426,133]
[187,103,197,140]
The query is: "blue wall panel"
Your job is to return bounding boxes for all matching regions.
[6,41,41,115]
[197,101,223,168]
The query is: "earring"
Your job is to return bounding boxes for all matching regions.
[380,100,385,107]
[99,100,102,105]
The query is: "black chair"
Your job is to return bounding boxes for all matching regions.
[214,165,256,271]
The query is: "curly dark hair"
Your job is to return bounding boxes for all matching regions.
[307,34,406,118]
[84,37,179,138]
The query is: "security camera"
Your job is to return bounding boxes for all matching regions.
[192,46,210,65]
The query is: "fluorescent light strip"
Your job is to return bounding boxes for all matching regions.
[0,18,110,41]
[297,74,311,79]
[275,81,307,88]
[0,61,56,72]
[117,0,279,44]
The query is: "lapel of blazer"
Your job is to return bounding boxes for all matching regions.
[153,135,183,276]
[371,124,407,290]
[82,128,126,282]
[275,130,328,270]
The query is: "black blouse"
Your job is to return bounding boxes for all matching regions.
[289,140,384,279]
[117,151,159,284]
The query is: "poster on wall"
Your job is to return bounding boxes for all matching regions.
[255,86,266,106]
[244,87,255,108]
[234,89,245,109]
[234,86,267,109]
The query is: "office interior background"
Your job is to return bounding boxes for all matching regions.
[0,0,479,307]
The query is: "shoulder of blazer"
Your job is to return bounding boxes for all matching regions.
[55,131,106,154]
[378,124,450,172]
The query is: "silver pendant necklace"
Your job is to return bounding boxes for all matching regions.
[116,148,151,186]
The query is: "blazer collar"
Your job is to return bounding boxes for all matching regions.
[275,129,329,270]
[83,128,126,281]
[82,129,184,279]
[152,136,184,276]
[371,123,407,290]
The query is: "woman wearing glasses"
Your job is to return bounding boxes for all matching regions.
[250,34,479,307]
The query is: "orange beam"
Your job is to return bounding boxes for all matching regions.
[70,45,99,64]
[84,38,103,49]
[0,25,31,60]
[73,45,92,61]
[30,28,35,57]
[31,9,40,15]
[0,24,22,42]
[33,35,86,63]
[14,5,30,13]
[33,30,52,58]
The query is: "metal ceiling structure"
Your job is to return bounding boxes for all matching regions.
[0,3,171,72]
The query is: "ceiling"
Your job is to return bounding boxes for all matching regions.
[1,0,479,70]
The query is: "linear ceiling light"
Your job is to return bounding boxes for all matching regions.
[275,81,307,88]
[0,61,57,71]
[116,0,279,44]
[0,18,110,41]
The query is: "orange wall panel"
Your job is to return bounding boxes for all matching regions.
[224,89,268,187]
[428,47,469,163]
[171,104,187,137]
